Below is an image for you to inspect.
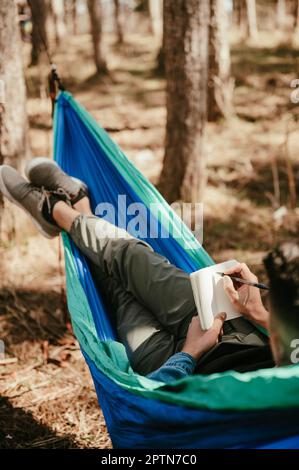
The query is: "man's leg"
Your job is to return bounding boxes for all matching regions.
[0,165,192,374]
[88,261,179,375]
[54,199,192,374]
[53,200,196,344]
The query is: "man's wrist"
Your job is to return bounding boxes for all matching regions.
[253,306,269,329]
[181,346,202,361]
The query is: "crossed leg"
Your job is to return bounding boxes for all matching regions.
[53,199,197,374]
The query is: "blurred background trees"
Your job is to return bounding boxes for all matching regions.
[29,0,49,65]
[208,0,234,121]
[87,0,108,74]
[113,0,123,44]
[1,0,299,204]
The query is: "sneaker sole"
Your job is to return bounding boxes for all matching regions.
[25,157,59,180]
[25,157,88,194]
[0,165,58,239]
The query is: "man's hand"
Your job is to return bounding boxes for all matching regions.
[223,263,269,329]
[181,314,226,361]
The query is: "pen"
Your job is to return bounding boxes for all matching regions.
[217,272,270,291]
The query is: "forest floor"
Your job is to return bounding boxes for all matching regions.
[0,29,299,448]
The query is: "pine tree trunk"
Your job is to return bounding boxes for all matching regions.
[208,0,234,121]
[148,0,163,40]
[246,0,258,39]
[87,0,108,75]
[0,0,30,168]
[233,0,247,31]
[71,0,78,35]
[296,0,299,31]
[277,0,287,30]
[51,0,67,45]
[0,0,31,239]
[113,0,124,44]
[29,0,48,66]
[158,0,210,204]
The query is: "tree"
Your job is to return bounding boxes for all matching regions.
[113,0,124,44]
[232,0,247,32]
[149,0,163,41]
[277,0,287,30]
[158,0,210,204]
[87,0,108,75]
[296,0,299,31]
[0,0,31,239]
[0,0,30,168]
[246,0,258,39]
[51,0,67,45]
[29,0,49,66]
[71,0,78,35]
[208,0,234,121]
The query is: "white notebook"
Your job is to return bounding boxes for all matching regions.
[190,260,241,330]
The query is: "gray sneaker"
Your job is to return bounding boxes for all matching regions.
[0,165,61,239]
[25,157,88,204]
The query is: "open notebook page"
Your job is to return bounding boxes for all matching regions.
[190,260,241,330]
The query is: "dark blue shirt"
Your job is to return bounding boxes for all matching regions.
[147,352,196,383]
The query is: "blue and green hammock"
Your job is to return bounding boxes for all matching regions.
[54,91,299,449]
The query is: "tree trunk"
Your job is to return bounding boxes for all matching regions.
[51,0,67,45]
[29,0,48,66]
[113,0,124,44]
[233,0,247,31]
[0,0,31,239]
[71,0,78,35]
[87,0,108,75]
[208,0,234,121]
[246,0,258,39]
[148,0,163,41]
[277,0,287,30]
[292,0,299,30]
[0,0,30,168]
[158,0,210,204]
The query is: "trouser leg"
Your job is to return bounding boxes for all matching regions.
[69,215,196,336]
[87,261,179,375]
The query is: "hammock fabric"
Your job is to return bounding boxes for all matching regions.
[54,91,299,449]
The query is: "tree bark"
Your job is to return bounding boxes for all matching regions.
[232,0,247,31]
[246,0,258,39]
[277,0,287,30]
[158,0,210,204]
[87,0,108,75]
[51,0,67,45]
[0,0,30,168]
[29,0,48,66]
[208,0,234,121]
[0,0,31,239]
[148,0,163,41]
[113,0,124,44]
[71,0,78,35]
[296,0,299,31]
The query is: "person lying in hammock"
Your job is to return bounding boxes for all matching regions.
[0,160,298,382]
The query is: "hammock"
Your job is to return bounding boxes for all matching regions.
[54,91,299,449]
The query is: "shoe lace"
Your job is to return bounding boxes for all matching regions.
[28,184,72,213]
